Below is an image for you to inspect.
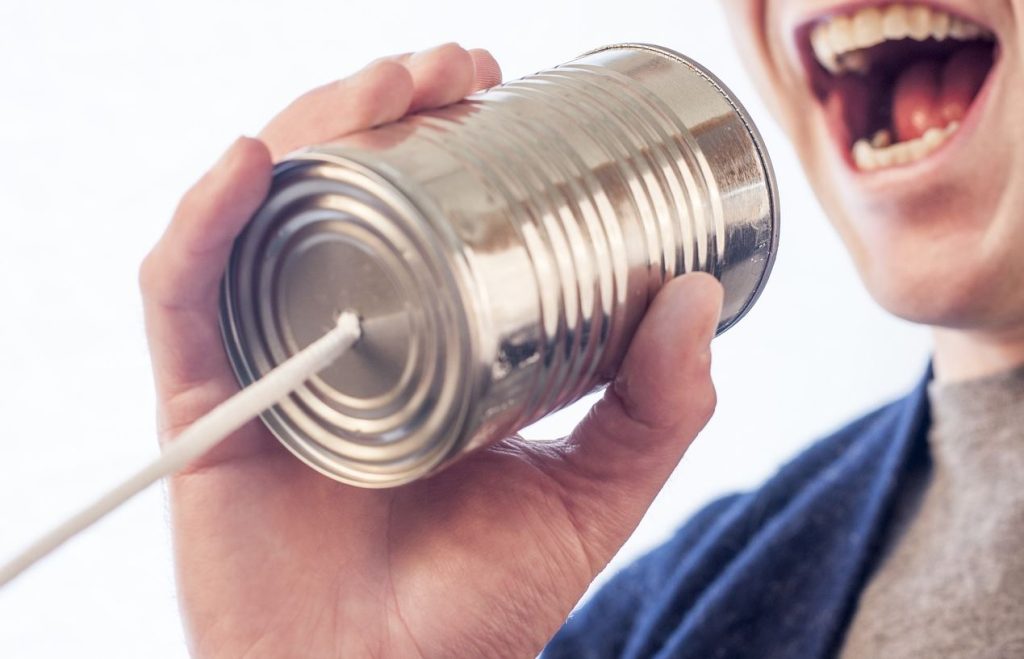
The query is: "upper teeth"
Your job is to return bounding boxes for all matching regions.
[811,4,994,74]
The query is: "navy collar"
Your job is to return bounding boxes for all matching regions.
[630,366,934,658]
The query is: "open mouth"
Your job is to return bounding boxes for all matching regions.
[799,4,998,172]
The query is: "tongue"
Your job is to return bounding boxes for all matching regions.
[892,45,993,142]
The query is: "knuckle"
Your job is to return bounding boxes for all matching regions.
[335,84,376,128]
[410,41,468,64]
[361,57,413,87]
[138,249,163,298]
[349,60,414,119]
[695,380,718,426]
[692,347,713,377]
[406,44,474,93]
[292,56,407,112]
[435,41,472,64]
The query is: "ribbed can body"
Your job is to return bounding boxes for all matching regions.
[219,43,780,487]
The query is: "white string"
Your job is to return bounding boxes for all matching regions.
[0,312,361,588]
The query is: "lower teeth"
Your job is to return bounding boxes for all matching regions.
[852,122,960,171]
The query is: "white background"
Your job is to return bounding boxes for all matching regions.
[0,1,930,656]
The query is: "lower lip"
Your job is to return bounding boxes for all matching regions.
[824,47,1002,188]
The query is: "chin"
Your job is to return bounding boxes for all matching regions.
[841,196,1024,333]
[860,248,1001,327]
[819,154,1009,329]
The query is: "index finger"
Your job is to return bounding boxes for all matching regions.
[258,44,502,160]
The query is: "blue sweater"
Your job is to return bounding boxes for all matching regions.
[544,368,932,659]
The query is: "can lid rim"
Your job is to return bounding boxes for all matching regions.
[576,42,782,335]
[218,154,478,488]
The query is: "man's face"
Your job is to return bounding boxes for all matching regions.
[722,1,1024,334]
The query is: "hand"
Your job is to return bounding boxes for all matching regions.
[140,42,724,658]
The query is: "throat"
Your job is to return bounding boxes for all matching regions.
[933,327,1024,384]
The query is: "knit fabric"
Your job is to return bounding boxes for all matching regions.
[544,367,933,659]
[839,364,1024,658]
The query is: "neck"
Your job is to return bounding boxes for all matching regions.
[932,326,1024,383]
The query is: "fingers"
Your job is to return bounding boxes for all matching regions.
[380,46,502,114]
[571,273,722,472]
[258,43,502,160]
[402,43,481,112]
[139,136,272,393]
[543,273,724,559]
[140,43,502,441]
[468,48,503,91]
[141,42,501,355]
[604,273,723,436]
[258,59,414,161]
[374,46,501,91]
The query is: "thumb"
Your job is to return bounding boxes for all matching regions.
[546,272,723,564]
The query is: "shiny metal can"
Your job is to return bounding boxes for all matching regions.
[219,42,781,488]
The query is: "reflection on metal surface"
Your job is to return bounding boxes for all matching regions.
[219,43,781,488]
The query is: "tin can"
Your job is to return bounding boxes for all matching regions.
[219,43,781,488]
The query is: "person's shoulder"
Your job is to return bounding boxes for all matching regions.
[544,384,928,657]
[768,389,916,488]
[628,386,921,578]
[650,385,924,576]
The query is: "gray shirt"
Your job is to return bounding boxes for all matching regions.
[839,364,1024,658]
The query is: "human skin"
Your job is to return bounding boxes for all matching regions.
[721,0,1024,382]
[139,43,723,657]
